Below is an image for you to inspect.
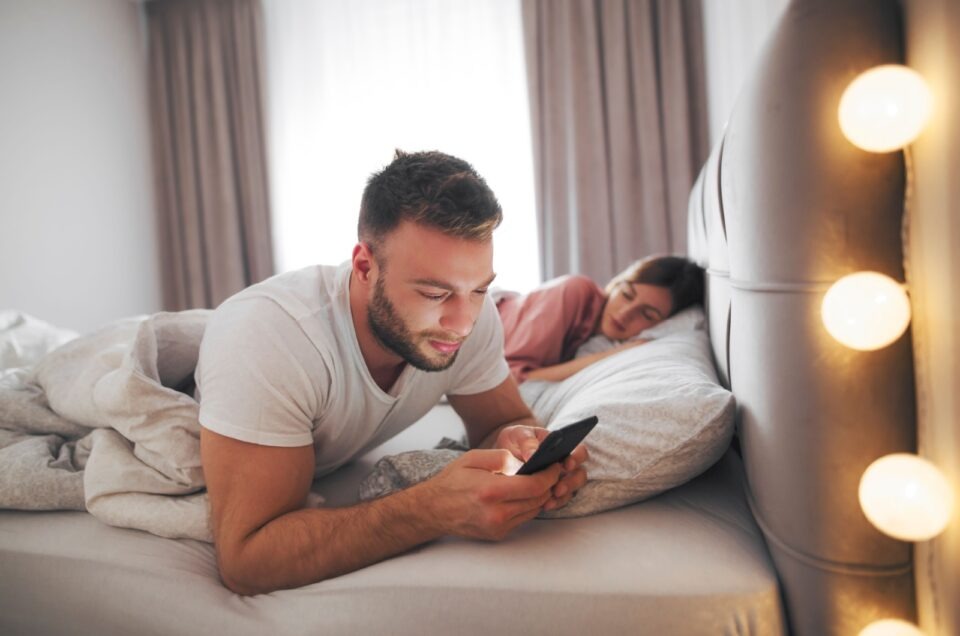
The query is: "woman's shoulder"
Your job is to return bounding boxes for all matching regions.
[539,274,604,301]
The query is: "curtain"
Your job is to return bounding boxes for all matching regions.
[146,0,274,310]
[261,0,540,292]
[522,0,710,283]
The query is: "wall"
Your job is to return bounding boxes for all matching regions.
[700,0,790,146]
[0,0,160,334]
[902,1,960,634]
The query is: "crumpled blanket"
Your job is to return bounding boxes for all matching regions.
[0,310,214,542]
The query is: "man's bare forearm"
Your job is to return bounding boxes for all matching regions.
[224,482,443,595]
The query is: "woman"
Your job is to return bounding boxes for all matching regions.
[496,256,705,384]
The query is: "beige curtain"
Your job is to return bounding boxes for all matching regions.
[147,0,274,311]
[522,0,709,283]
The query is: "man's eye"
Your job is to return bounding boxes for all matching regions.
[474,288,489,296]
[420,292,446,301]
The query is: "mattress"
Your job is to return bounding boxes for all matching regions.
[0,405,785,635]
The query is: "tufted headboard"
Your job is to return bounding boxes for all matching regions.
[687,0,917,633]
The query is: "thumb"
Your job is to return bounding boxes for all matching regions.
[460,449,523,476]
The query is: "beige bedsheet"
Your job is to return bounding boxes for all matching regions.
[0,405,785,636]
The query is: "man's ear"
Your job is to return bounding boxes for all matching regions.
[352,241,377,286]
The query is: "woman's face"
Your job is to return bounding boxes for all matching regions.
[598,281,673,340]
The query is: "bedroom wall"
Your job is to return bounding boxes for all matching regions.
[901,1,960,634]
[0,0,161,335]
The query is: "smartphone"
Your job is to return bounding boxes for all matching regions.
[515,415,598,476]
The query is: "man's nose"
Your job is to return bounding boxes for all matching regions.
[440,296,475,338]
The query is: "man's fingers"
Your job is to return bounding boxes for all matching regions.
[554,466,587,497]
[461,449,523,475]
[519,437,541,462]
[509,501,548,527]
[568,443,589,467]
[496,463,563,501]
[543,493,573,512]
[504,492,551,519]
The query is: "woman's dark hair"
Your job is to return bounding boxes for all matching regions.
[358,150,502,251]
[605,255,706,315]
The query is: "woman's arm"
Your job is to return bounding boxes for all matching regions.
[524,339,649,383]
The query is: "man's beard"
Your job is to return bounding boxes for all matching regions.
[367,277,461,372]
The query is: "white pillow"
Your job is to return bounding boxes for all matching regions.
[0,311,78,389]
[575,305,706,359]
[526,327,734,517]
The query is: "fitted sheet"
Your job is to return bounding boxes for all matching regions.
[0,405,785,636]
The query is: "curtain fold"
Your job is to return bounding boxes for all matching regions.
[522,0,709,283]
[147,0,274,310]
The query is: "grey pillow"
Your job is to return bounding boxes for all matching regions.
[360,329,734,518]
[525,329,735,517]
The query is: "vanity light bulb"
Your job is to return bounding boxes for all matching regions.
[858,619,926,636]
[821,272,911,351]
[859,454,954,542]
[839,65,933,152]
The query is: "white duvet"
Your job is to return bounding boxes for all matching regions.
[0,310,214,541]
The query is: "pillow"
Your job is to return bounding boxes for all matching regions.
[524,328,734,517]
[0,311,78,371]
[574,305,705,359]
[360,328,734,518]
[0,311,79,390]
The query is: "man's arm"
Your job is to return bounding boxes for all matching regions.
[201,427,561,595]
[447,376,588,511]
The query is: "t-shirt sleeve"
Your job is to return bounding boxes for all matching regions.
[446,294,510,396]
[195,298,327,447]
[498,275,604,383]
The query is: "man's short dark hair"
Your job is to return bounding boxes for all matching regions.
[358,150,503,250]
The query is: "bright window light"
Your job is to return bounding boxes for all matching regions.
[263,0,541,293]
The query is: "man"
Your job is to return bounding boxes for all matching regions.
[196,150,589,595]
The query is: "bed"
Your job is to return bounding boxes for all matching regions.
[0,0,932,633]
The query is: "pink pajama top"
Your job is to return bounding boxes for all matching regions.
[495,275,607,384]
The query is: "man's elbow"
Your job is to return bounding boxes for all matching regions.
[216,544,273,596]
[219,562,264,596]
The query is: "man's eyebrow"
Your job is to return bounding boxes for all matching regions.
[410,273,497,291]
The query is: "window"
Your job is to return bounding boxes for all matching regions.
[263,0,540,293]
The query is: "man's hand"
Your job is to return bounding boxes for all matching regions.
[422,449,561,541]
[494,424,549,463]
[494,424,589,512]
[447,378,589,514]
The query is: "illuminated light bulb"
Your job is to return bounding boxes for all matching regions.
[839,65,933,152]
[859,454,954,542]
[859,619,926,636]
[821,272,911,350]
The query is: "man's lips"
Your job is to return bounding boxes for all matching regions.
[429,340,462,354]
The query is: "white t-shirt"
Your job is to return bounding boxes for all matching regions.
[195,262,509,477]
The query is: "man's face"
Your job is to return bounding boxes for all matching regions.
[366,221,495,372]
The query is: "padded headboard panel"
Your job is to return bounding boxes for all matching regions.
[687,0,917,633]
